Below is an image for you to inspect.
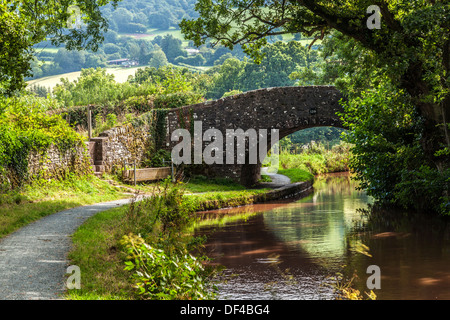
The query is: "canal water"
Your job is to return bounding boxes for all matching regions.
[194,173,450,300]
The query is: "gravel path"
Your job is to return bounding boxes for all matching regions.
[260,167,291,188]
[0,198,134,300]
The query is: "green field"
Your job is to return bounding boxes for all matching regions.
[26,65,148,90]
[120,27,190,46]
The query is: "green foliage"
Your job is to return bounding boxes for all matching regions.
[277,169,314,183]
[52,48,108,74]
[117,179,216,299]
[0,95,87,190]
[288,127,346,148]
[341,82,449,215]
[53,68,158,107]
[279,141,351,176]
[153,92,203,109]
[221,90,243,98]
[121,233,214,300]
[0,0,120,95]
[26,84,52,98]
[104,0,198,35]
[0,2,32,95]
[174,54,206,67]
[159,34,187,63]
[183,175,245,193]
[144,149,171,169]
[147,48,169,69]
[394,166,450,216]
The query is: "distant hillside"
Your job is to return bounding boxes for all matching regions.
[29,0,202,81]
[101,0,199,33]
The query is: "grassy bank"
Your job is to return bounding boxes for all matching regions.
[0,175,130,240]
[66,180,226,300]
[277,168,314,183]
[279,141,351,176]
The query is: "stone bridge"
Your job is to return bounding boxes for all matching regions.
[166,86,346,186]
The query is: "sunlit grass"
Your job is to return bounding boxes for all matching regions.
[0,175,130,240]
[181,175,247,193]
[278,168,314,183]
[65,205,134,300]
[279,141,351,175]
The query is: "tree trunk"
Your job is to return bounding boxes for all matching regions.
[401,62,450,171]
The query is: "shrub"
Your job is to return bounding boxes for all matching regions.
[121,233,214,300]
[279,141,351,175]
[0,96,87,190]
[118,179,217,300]
[153,91,203,109]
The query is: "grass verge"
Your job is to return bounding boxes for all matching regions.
[279,141,351,175]
[277,168,314,183]
[0,175,130,240]
[65,205,135,300]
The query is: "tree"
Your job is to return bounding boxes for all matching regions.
[181,1,450,214]
[54,48,86,73]
[0,3,32,95]
[103,43,121,55]
[0,0,120,96]
[159,34,187,63]
[174,54,206,67]
[53,68,119,106]
[110,7,134,33]
[207,57,245,98]
[180,0,449,156]
[148,48,169,69]
[148,13,171,30]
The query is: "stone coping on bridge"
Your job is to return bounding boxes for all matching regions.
[194,180,313,212]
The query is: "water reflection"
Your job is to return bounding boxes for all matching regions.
[195,173,450,300]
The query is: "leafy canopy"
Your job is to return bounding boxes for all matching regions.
[0,0,120,96]
[180,1,449,108]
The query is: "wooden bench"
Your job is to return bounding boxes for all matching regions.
[123,167,173,184]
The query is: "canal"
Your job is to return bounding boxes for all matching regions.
[195,173,450,300]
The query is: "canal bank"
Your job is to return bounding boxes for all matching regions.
[194,180,313,211]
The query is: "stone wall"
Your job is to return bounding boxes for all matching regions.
[26,123,151,180]
[27,142,91,179]
[89,123,151,173]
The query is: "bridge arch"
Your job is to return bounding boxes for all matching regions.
[167,86,347,186]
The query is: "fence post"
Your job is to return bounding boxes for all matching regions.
[133,160,136,186]
[171,158,174,182]
[87,105,92,140]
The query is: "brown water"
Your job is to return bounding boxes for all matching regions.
[195,173,450,300]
